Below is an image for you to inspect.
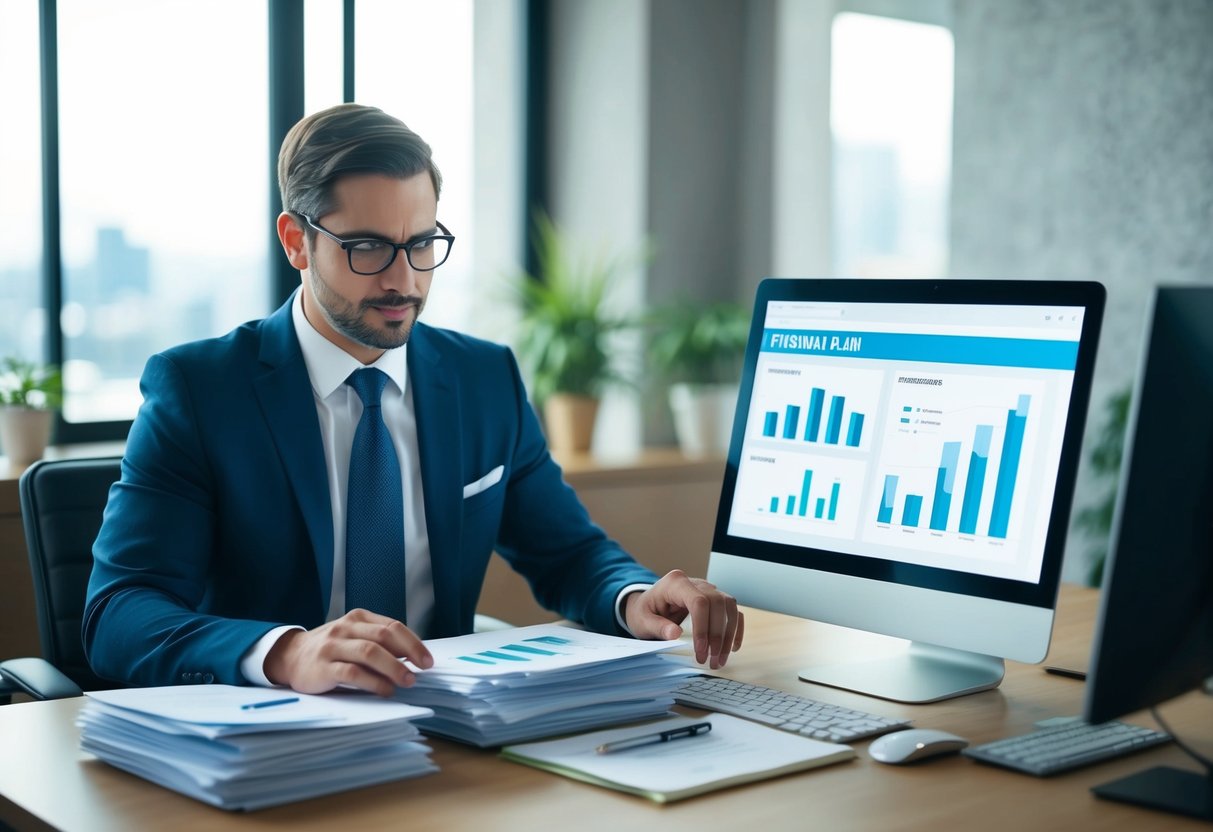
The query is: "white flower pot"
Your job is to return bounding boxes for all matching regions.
[0,406,53,467]
[668,383,737,458]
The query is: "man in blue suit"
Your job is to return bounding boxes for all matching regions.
[84,104,744,695]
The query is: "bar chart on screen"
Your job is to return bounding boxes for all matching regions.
[863,371,1047,567]
[731,449,866,540]
[747,360,882,452]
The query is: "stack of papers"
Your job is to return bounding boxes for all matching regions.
[78,686,438,810]
[502,713,856,802]
[394,624,696,747]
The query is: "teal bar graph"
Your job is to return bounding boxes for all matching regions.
[988,394,1030,539]
[825,395,845,444]
[929,442,962,531]
[798,469,814,516]
[959,424,993,534]
[877,474,898,523]
[783,405,801,440]
[805,388,825,441]
[763,411,778,437]
[846,412,865,447]
[765,469,838,523]
[902,494,923,527]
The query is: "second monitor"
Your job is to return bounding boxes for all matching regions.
[708,279,1105,703]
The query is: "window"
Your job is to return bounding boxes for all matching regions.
[56,0,270,423]
[11,0,524,443]
[831,12,953,278]
[0,1,44,367]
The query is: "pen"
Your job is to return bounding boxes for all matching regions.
[595,721,712,754]
[240,696,301,711]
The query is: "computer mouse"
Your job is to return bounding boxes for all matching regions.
[867,729,969,765]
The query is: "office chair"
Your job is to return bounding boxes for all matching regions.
[0,457,123,702]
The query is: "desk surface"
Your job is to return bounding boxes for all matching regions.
[1,585,1209,832]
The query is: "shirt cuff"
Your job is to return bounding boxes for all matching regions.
[614,583,654,636]
[239,625,305,686]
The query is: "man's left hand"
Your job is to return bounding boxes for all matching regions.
[623,569,744,669]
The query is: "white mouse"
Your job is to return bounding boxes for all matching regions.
[867,728,969,764]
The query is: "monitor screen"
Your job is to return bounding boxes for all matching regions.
[1082,286,1213,820]
[708,279,1105,703]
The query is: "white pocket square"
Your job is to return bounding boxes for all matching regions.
[463,465,504,499]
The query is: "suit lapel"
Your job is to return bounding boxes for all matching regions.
[409,324,464,637]
[253,295,334,613]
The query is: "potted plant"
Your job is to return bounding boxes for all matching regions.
[648,301,750,457]
[0,356,63,467]
[511,213,635,454]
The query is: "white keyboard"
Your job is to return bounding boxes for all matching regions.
[675,674,910,743]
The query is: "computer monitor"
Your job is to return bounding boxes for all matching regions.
[707,278,1105,703]
[1082,286,1213,821]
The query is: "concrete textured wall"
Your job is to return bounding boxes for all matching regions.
[949,0,1213,580]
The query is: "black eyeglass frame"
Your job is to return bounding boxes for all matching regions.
[295,212,455,274]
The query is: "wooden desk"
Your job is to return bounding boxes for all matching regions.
[1,586,1210,831]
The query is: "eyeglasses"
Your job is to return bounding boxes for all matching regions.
[297,213,455,275]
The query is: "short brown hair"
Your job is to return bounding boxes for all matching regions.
[277,103,443,221]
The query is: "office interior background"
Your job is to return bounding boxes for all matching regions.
[1,0,1211,586]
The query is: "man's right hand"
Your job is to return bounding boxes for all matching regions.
[263,609,434,697]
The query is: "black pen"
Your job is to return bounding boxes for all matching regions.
[240,696,301,711]
[595,721,712,755]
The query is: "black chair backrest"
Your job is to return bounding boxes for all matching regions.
[18,457,122,691]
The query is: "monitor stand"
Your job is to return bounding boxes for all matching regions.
[799,641,1005,704]
[1092,766,1213,822]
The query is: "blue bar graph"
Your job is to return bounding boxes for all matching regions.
[902,494,923,527]
[805,388,825,442]
[825,395,845,444]
[959,424,993,534]
[929,442,962,531]
[762,386,864,447]
[846,412,865,447]
[763,469,840,523]
[877,475,898,523]
[798,469,814,516]
[988,394,1030,539]
[783,405,801,440]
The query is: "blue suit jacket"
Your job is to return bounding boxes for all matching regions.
[83,295,658,687]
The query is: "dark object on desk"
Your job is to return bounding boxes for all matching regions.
[0,457,121,703]
[868,729,969,765]
[1043,665,1087,681]
[1080,286,1213,821]
[675,674,910,743]
[964,720,1171,776]
[596,721,711,754]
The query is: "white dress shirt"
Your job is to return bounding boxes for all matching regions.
[240,293,649,685]
[240,292,435,683]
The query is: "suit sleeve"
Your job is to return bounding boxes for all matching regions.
[82,354,281,687]
[492,351,659,635]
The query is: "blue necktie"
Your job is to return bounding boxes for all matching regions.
[344,368,407,622]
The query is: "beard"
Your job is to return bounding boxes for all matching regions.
[306,259,423,350]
